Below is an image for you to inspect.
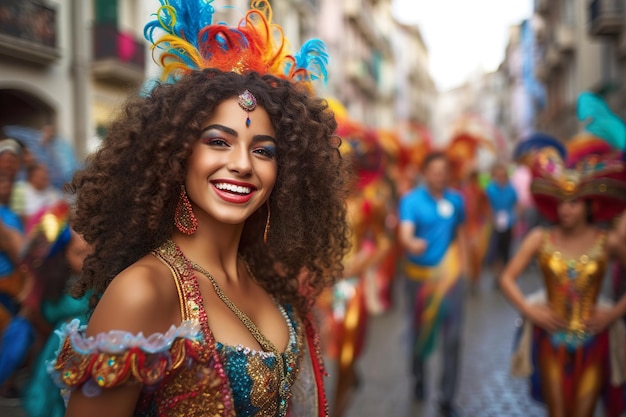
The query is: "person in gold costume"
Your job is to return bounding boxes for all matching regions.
[501,135,626,417]
[318,120,392,417]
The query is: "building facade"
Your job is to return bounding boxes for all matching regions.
[0,0,151,159]
[317,0,396,127]
[0,0,434,160]
[532,0,622,140]
[392,22,435,128]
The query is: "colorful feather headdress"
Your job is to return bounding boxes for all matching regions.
[144,0,329,89]
[444,132,495,182]
[514,132,626,222]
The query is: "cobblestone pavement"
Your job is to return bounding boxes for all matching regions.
[344,268,607,417]
[0,268,610,417]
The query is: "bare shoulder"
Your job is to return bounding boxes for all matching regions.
[86,254,181,337]
[521,226,546,250]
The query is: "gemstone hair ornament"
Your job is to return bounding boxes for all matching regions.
[143,0,329,91]
[238,90,257,127]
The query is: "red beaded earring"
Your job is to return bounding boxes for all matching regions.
[175,186,198,235]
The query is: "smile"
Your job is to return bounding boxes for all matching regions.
[211,181,257,204]
[214,182,252,195]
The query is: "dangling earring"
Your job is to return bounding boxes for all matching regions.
[263,201,271,244]
[175,186,198,235]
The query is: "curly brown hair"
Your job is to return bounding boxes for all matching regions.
[69,69,351,314]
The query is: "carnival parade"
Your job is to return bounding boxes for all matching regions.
[1,1,626,417]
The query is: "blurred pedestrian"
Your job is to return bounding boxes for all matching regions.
[19,204,91,417]
[485,163,518,287]
[21,163,62,227]
[38,125,63,188]
[459,170,490,294]
[0,171,26,398]
[2,124,78,190]
[501,141,626,417]
[10,140,37,216]
[321,125,392,417]
[399,151,467,417]
[0,138,21,182]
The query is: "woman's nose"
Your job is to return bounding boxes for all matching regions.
[228,147,252,176]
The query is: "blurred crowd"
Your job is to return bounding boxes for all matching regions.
[319,96,626,417]
[0,126,89,417]
[317,100,533,417]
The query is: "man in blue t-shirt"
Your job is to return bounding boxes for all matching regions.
[398,152,466,417]
[485,163,518,287]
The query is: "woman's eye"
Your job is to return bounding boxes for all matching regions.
[253,146,276,159]
[206,138,229,147]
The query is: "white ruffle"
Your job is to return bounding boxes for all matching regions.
[55,318,202,355]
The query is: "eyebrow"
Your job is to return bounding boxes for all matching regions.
[202,124,276,143]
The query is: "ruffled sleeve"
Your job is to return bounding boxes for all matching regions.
[48,318,212,400]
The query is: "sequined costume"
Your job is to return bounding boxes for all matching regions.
[524,230,626,416]
[314,101,393,417]
[459,179,490,286]
[509,101,626,416]
[50,241,328,417]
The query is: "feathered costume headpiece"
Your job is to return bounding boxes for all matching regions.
[514,132,626,223]
[144,0,329,89]
[445,132,495,182]
[325,98,385,188]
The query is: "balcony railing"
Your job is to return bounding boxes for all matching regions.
[92,23,146,86]
[589,0,624,36]
[0,0,60,65]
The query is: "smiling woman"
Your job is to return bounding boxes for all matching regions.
[48,1,352,417]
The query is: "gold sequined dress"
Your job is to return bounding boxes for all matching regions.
[525,230,626,417]
[538,229,606,347]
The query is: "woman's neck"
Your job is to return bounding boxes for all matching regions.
[172,218,244,283]
[559,222,589,238]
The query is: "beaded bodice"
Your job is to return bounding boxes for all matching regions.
[50,240,306,417]
[215,303,302,417]
[538,230,607,343]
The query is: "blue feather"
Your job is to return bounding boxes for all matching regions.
[144,0,216,48]
[577,92,626,150]
[294,39,329,82]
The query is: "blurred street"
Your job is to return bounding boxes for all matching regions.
[344,268,548,417]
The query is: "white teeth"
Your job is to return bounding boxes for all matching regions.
[214,183,252,194]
